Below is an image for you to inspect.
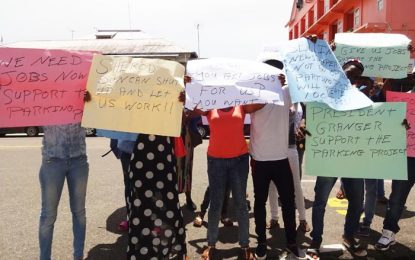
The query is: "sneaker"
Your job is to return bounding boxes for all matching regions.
[241,246,254,260]
[375,229,396,251]
[266,219,279,229]
[342,235,367,257]
[254,243,267,260]
[306,241,321,259]
[298,220,311,233]
[356,224,370,237]
[286,244,307,259]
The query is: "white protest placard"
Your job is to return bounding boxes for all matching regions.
[185,58,284,111]
[334,33,411,79]
[282,38,373,111]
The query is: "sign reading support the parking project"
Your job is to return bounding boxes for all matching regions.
[0,48,93,127]
[185,58,284,111]
[282,38,373,111]
[82,55,184,137]
[386,91,415,158]
[334,33,411,79]
[305,102,407,180]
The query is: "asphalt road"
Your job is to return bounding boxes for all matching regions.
[1,136,414,259]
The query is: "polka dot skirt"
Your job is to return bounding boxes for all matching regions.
[127,134,186,259]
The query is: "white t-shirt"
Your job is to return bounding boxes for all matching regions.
[249,86,292,161]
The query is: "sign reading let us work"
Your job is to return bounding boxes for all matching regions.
[0,47,93,127]
[81,55,185,137]
[305,102,407,180]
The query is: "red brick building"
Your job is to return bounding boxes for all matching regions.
[286,0,415,59]
[287,0,415,88]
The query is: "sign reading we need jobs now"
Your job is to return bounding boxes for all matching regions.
[0,48,94,127]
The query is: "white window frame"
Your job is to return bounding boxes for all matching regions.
[377,0,384,11]
[354,8,360,29]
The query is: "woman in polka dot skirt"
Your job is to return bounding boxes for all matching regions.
[127,134,187,260]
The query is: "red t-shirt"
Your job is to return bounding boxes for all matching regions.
[207,106,248,158]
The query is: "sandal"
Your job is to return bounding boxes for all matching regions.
[220,217,233,227]
[336,188,346,200]
[117,220,128,231]
[298,220,311,232]
[241,246,254,260]
[193,214,204,227]
[201,245,215,260]
[266,219,279,229]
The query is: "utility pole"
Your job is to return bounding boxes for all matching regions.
[197,24,200,57]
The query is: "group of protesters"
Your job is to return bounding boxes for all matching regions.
[37,36,415,260]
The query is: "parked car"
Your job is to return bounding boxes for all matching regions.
[0,126,43,137]
[0,126,96,137]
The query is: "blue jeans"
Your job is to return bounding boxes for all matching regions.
[39,156,89,260]
[384,157,415,233]
[207,153,249,247]
[311,177,364,244]
[363,179,378,226]
[377,179,385,198]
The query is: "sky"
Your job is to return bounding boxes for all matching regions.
[0,0,293,60]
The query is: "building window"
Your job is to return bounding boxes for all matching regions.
[324,0,330,13]
[377,0,384,11]
[337,20,343,33]
[323,31,329,41]
[354,8,360,28]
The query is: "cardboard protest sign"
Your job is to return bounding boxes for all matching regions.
[386,91,415,157]
[0,47,93,127]
[82,55,184,137]
[282,38,373,111]
[334,33,411,79]
[305,102,407,180]
[185,58,284,111]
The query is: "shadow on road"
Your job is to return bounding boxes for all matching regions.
[85,207,127,260]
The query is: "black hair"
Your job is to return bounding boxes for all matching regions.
[264,59,284,70]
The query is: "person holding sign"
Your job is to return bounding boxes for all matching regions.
[306,59,367,258]
[248,61,305,259]
[375,76,415,251]
[38,91,91,260]
[39,123,89,260]
[125,94,189,260]
[187,76,253,259]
